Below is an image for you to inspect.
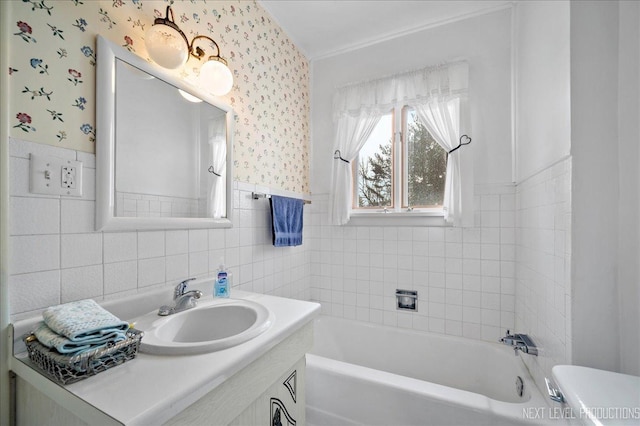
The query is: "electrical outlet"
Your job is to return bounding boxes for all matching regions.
[61,165,76,189]
[30,154,83,196]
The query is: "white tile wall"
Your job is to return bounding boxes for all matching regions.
[308,184,517,343]
[10,235,60,274]
[9,270,60,316]
[103,232,137,263]
[8,138,311,320]
[61,265,104,303]
[10,197,60,235]
[515,157,572,392]
[138,231,165,259]
[8,137,572,383]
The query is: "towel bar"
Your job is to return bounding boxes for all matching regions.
[252,192,311,204]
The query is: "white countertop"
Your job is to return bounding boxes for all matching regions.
[12,290,320,425]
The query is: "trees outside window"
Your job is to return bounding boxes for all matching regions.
[354,107,447,212]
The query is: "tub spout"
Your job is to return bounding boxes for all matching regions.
[500,330,538,356]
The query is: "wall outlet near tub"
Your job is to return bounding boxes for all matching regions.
[30,154,83,197]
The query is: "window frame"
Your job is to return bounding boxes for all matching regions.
[351,105,446,216]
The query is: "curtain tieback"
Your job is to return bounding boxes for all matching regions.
[208,166,221,177]
[447,134,472,155]
[333,150,350,164]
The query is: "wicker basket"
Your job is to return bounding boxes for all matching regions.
[23,328,144,385]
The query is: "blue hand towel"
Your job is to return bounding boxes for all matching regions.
[33,321,126,355]
[42,299,129,341]
[270,195,304,247]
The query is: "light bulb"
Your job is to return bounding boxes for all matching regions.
[145,24,188,69]
[199,59,233,96]
[178,89,202,103]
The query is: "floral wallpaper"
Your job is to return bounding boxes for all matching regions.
[7,0,310,193]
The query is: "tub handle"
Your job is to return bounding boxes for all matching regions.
[545,377,565,403]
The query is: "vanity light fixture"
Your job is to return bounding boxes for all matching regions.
[145,6,233,96]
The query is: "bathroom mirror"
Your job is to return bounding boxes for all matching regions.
[96,36,234,231]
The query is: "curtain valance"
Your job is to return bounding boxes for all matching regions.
[333,61,469,120]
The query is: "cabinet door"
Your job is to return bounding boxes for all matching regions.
[230,357,305,426]
[270,366,300,426]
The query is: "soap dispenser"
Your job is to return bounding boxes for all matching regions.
[214,261,229,298]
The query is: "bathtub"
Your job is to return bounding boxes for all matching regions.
[306,316,551,426]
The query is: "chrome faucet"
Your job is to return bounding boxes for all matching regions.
[158,278,203,316]
[500,330,538,356]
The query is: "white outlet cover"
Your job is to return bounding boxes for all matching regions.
[30,154,83,197]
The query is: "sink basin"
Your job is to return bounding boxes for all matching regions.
[133,299,273,355]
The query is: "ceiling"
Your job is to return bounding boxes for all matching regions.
[259,0,512,60]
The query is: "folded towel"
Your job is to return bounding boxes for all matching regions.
[270,195,304,247]
[33,321,126,355]
[42,299,129,341]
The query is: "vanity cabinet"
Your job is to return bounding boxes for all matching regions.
[165,322,311,426]
[10,291,319,426]
[14,323,311,426]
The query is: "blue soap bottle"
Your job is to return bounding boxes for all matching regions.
[214,262,229,298]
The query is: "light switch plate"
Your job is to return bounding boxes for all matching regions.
[30,154,83,197]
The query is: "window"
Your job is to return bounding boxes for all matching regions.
[353,106,447,213]
[354,111,394,209]
[330,62,469,226]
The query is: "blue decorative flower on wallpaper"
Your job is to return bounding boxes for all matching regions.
[80,123,95,142]
[8,0,310,194]
[73,18,88,32]
[80,46,96,66]
[73,97,87,110]
[30,58,48,74]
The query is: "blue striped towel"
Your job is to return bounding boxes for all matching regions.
[42,299,129,341]
[33,321,126,355]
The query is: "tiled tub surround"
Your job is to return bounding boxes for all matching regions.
[308,184,518,343]
[515,157,572,393]
[8,138,311,320]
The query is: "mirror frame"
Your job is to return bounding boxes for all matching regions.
[96,35,234,231]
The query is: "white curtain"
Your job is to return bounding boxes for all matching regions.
[413,98,466,226]
[207,120,226,218]
[330,61,470,226]
[329,110,381,225]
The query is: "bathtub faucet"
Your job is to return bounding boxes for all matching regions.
[500,330,538,356]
